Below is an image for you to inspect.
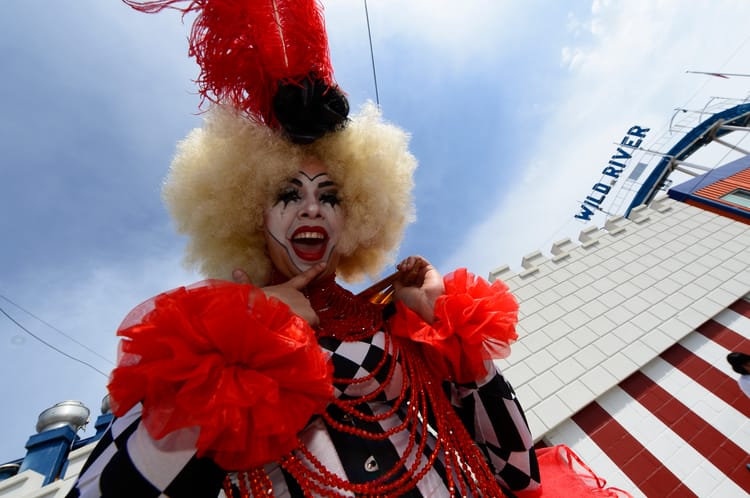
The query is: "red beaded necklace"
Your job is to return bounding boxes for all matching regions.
[305,273,386,340]
[224,275,508,497]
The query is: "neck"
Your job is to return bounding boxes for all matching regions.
[267,267,383,340]
[267,267,335,289]
[303,271,338,296]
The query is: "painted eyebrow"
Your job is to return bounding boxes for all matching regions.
[290,174,337,189]
[299,171,328,181]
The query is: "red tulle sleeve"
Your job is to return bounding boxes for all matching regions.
[390,269,518,383]
[516,445,633,498]
[107,280,333,470]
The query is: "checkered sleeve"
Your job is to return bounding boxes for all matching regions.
[66,403,226,498]
[450,362,541,492]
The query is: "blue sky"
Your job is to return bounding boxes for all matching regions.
[1,0,750,463]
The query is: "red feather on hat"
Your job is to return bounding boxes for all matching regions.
[123,0,343,137]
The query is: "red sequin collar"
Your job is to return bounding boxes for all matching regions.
[303,274,385,340]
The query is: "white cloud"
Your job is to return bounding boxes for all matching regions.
[591,0,608,15]
[445,0,750,277]
[0,243,201,462]
[324,0,532,68]
[561,46,585,71]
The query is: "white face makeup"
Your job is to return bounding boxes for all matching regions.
[263,159,343,280]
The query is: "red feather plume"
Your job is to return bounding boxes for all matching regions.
[123,0,335,126]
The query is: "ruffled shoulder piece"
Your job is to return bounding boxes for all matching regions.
[108,280,333,470]
[517,445,633,497]
[389,269,518,383]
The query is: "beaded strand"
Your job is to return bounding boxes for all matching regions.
[283,345,435,494]
[223,277,509,497]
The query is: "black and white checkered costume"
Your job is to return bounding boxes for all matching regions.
[68,327,540,497]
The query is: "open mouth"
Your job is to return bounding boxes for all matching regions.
[290,226,329,261]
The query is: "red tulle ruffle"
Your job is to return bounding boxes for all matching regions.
[516,445,633,498]
[108,280,333,470]
[390,269,518,383]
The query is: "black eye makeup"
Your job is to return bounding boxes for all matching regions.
[274,176,341,208]
[276,188,301,206]
[320,191,341,206]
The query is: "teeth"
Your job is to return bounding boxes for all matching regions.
[294,231,325,240]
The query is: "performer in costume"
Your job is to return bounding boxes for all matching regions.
[68,1,630,497]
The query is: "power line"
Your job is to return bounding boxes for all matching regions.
[363,0,380,105]
[0,304,109,378]
[0,294,114,366]
[686,70,750,78]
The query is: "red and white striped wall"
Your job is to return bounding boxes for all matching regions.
[544,298,750,498]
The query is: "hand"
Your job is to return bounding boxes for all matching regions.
[232,264,326,326]
[393,256,445,324]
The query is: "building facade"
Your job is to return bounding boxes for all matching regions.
[491,190,750,497]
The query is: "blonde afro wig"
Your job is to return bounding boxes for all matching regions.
[163,103,417,286]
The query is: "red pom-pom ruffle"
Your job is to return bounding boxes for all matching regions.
[108,280,332,470]
[390,269,518,383]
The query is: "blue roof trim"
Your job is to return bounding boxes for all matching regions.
[668,154,750,198]
[626,102,750,216]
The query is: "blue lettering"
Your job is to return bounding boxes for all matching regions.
[574,125,650,220]
[621,136,642,148]
[575,204,596,221]
[592,183,611,195]
[603,166,621,178]
[611,147,632,161]
[627,125,650,138]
